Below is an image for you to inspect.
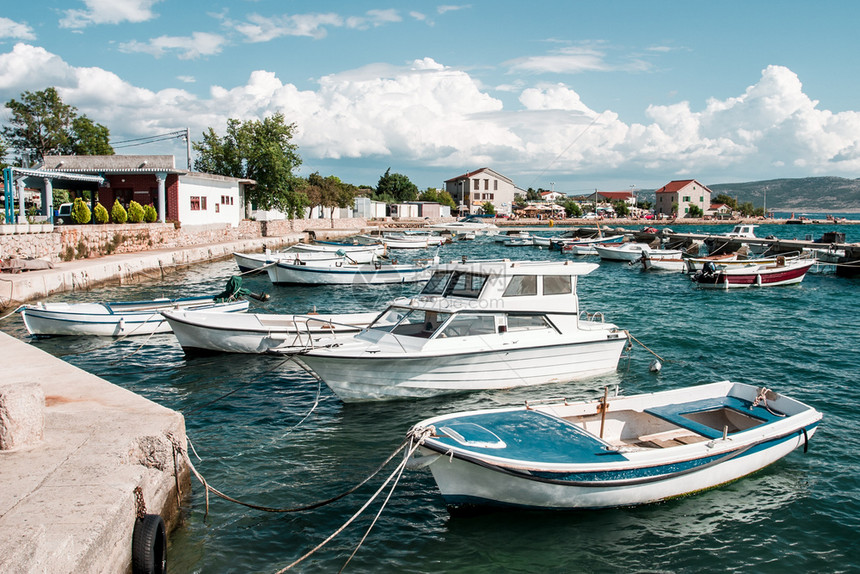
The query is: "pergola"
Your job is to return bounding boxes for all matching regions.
[2,167,104,224]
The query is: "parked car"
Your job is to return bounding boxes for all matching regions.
[55,203,73,224]
[582,212,599,220]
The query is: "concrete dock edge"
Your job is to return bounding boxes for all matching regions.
[0,332,190,573]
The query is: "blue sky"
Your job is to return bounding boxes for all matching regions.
[1,1,859,195]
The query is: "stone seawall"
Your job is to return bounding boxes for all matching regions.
[0,332,190,573]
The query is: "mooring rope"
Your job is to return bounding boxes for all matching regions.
[277,428,431,573]
[624,331,666,363]
[176,429,423,517]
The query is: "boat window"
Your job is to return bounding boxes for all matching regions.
[438,313,496,338]
[543,275,572,295]
[507,314,552,332]
[421,271,451,295]
[444,272,488,298]
[369,308,411,332]
[503,275,537,297]
[390,310,452,338]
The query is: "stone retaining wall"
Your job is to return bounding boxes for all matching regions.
[0,217,387,262]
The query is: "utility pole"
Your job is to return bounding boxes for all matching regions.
[186,127,192,170]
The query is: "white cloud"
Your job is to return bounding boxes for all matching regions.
[506,46,610,74]
[0,17,36,41]
[1,44,857,183]
[60,0,162,29]
[234,13,343,42]
[233,9,400,43]
[119,32,225,60]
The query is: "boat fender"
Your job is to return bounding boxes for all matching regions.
[802,428,809,453]
[649,359,662,372]
[132,514,166,574]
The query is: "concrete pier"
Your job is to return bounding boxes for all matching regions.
[0,331,189,573]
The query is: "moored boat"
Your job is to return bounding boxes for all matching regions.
[162,309,378,355]
[691,257,815,288]
[294,259,628,402]
[20,296,249,337]
[594,243,653,262]
[266,258,435,285]
[408,381,821,511]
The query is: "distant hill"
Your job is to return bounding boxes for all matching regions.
[636,177,860,212]
[707,177,860,212]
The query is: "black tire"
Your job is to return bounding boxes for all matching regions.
[132,514,166,574]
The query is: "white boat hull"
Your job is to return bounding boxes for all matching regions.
[420,426,817,510]
[267,262,434,285]
[163,310,377,354]
[296,336,627,402]
[21,299,249,337]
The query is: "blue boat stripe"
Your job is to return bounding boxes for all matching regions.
[423,422,818,488]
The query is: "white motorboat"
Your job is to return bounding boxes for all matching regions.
[551,232,624,251]
[289,241,386,256]
[428,217,500,236]
[531,235,553,247]
[408,381,821,511]
[267,258,436,285]
[294,259,628,402]
[639,249,689,272]
[594,243,653,262]
[494,230,532,243]
[358,233,444,249]
[683,252,805,273]
[162,309,378,354]
[20,296,249,337]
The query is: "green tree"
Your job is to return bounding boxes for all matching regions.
[70,116,114,155]
[376,168,418,203]
[127,200,144,223]
[481,201,496,215]
[563,200,582,218]
[1,87,113,163]
[193,114,307,217]
[0,137,8,170]
[418,188,456,209]
[687,203,703,218]
[525,188,542,201]
[71,197,91,224]
[613,200,630,217]
[111,200,127,224]
[713,194,739,211]
[143,204,158,223]
[513,194,528,209]
[93,203,109,224]
[304,172,357,225]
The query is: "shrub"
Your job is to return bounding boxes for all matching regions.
[127,200,144,223]
[71,198,91,224]
[111,200,128,224]
[143,204,158,223]
[93,203,109,224]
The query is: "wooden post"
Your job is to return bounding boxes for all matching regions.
[599,386,609,439]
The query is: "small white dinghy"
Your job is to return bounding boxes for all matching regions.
[162,309,378,355]
[20,296,249,337]
[408,381,821,512]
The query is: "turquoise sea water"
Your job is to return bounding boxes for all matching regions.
[2,223,859,573]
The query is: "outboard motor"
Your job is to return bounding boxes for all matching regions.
[214,276,270,302]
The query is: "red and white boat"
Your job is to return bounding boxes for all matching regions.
[691,257,815,289]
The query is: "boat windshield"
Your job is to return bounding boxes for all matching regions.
[371,308,453,338]
[420,270,488,298]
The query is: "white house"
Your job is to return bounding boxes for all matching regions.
[444,168,517,215]
[654,179,712,218]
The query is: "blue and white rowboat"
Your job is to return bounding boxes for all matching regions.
[408,381,821,511]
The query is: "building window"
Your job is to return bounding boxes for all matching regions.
[494,180,498,191]
[473,179,480,190]
[201,197,207,210]
[484,179,489,190]
[489,193,494,200]
[682,196,690,202]
[190,197,200,210]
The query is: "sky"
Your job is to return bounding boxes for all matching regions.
[1,1,859,196]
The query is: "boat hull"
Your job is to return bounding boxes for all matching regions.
[420,424,818,510]
[21,298,249,337]
[296,336,627,402]
[163,310,376,354]
[693,261,815,289]
[267,262,433,285]
[410,381,822,511]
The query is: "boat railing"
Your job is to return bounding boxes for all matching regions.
[293,315,366,350]
[580,311,605,323]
